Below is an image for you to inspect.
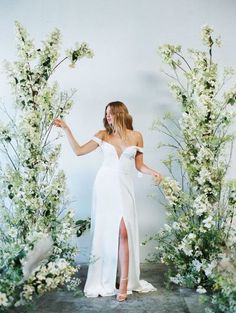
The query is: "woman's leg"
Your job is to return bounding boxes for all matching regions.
[117,218,129,300]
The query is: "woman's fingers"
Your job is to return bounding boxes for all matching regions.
[53,118,64,128]
[153,172,163,185]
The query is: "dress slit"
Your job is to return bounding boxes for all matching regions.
[117,216,129,282]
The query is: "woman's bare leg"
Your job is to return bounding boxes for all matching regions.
[117,218,129,300]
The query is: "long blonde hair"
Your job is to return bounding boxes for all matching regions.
[103,101,133,138]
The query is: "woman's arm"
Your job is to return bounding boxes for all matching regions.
[135,131,163,184]
[53,118,103,156]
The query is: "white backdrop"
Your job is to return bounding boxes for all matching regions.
[0,0,236,263]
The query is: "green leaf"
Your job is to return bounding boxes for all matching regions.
[75,218,91,237]
[42,56,51,67]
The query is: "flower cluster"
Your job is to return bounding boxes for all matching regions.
[150,25,236,306]
[0,22,93,310]
[66,42,94,68]
[160,177,182,206]
[16,258,78,306]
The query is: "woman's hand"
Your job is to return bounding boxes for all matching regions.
[53,118,68,130]
[152,171,163,185]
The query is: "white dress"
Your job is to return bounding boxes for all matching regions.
[84,136,157,297]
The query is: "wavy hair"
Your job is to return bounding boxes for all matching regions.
[103,101,133,138]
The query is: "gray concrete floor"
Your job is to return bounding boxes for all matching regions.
[9,264,210,313]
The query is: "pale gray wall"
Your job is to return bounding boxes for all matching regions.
[0,0,236,263]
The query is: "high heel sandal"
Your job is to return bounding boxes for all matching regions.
[117,277,128,302]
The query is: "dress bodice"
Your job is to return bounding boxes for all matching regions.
[92,136,143,174]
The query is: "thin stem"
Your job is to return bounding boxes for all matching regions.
[0,105,17,127]
[175,52,192,71]
[43,135,62,148]
[40,161,59,202]
[0,147,7,154]
[224,141,234,174]
[172,60,187,74]
[158,129,184,149]
[161,123,184,147]
[43,123,54,148]
[51,57,68,73]
[170,118,181,131]
[9,142,20,160]
[159,143,180,150]
[0,106,20,149]
[2,143,17,171]
[179,161,185,192]
[161,69,178,82]
[173,67,187,92]
[214,78,226,98]
[158,122,183,140]
[224,208,235,240]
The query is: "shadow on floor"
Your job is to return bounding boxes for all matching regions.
[8,263,209,313]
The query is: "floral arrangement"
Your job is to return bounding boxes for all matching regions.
[149,26,236,311]
[0,22,93,310]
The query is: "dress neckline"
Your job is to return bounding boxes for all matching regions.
[102,140,139,160]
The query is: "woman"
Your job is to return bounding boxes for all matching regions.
[53,101,162,301]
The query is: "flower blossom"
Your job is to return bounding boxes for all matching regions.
[196,285,207,294]
[0,292,8,307]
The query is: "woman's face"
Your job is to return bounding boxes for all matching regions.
[106,106,113,125]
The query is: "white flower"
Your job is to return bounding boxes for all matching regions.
[36,271,46,281]
[170,273,183,284]
[47,262,59,275]
[196,285,207,294]
[66,209,75,219]
[45,277,54,287]
[195,250,203,257]
[202,216,214,229]
[161,177,181,205]
[192,259,202,272]
[160,257,165,263]
[0,292,8,307]
[197,167,211,185]
[204,260,217,276]
[188,233,196,240]
[197,146,214,163]
[164,224,172,231]
[178,238,193,256]
[199,226,207,233]
[179,222,188,230]
[215,36,222,47]
[22,285,34,300]
[172,222,181,230]
[57,258,68,270]
[159,44,181,65]
[193,195,209,216]
[8,227,18,238]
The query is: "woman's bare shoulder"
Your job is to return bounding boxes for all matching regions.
[132,130,143,140]
[128,130,143,145]
[94,130,107,140]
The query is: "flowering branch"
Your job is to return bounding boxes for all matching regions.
[150,26,236,302]
[0,22,93,309]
